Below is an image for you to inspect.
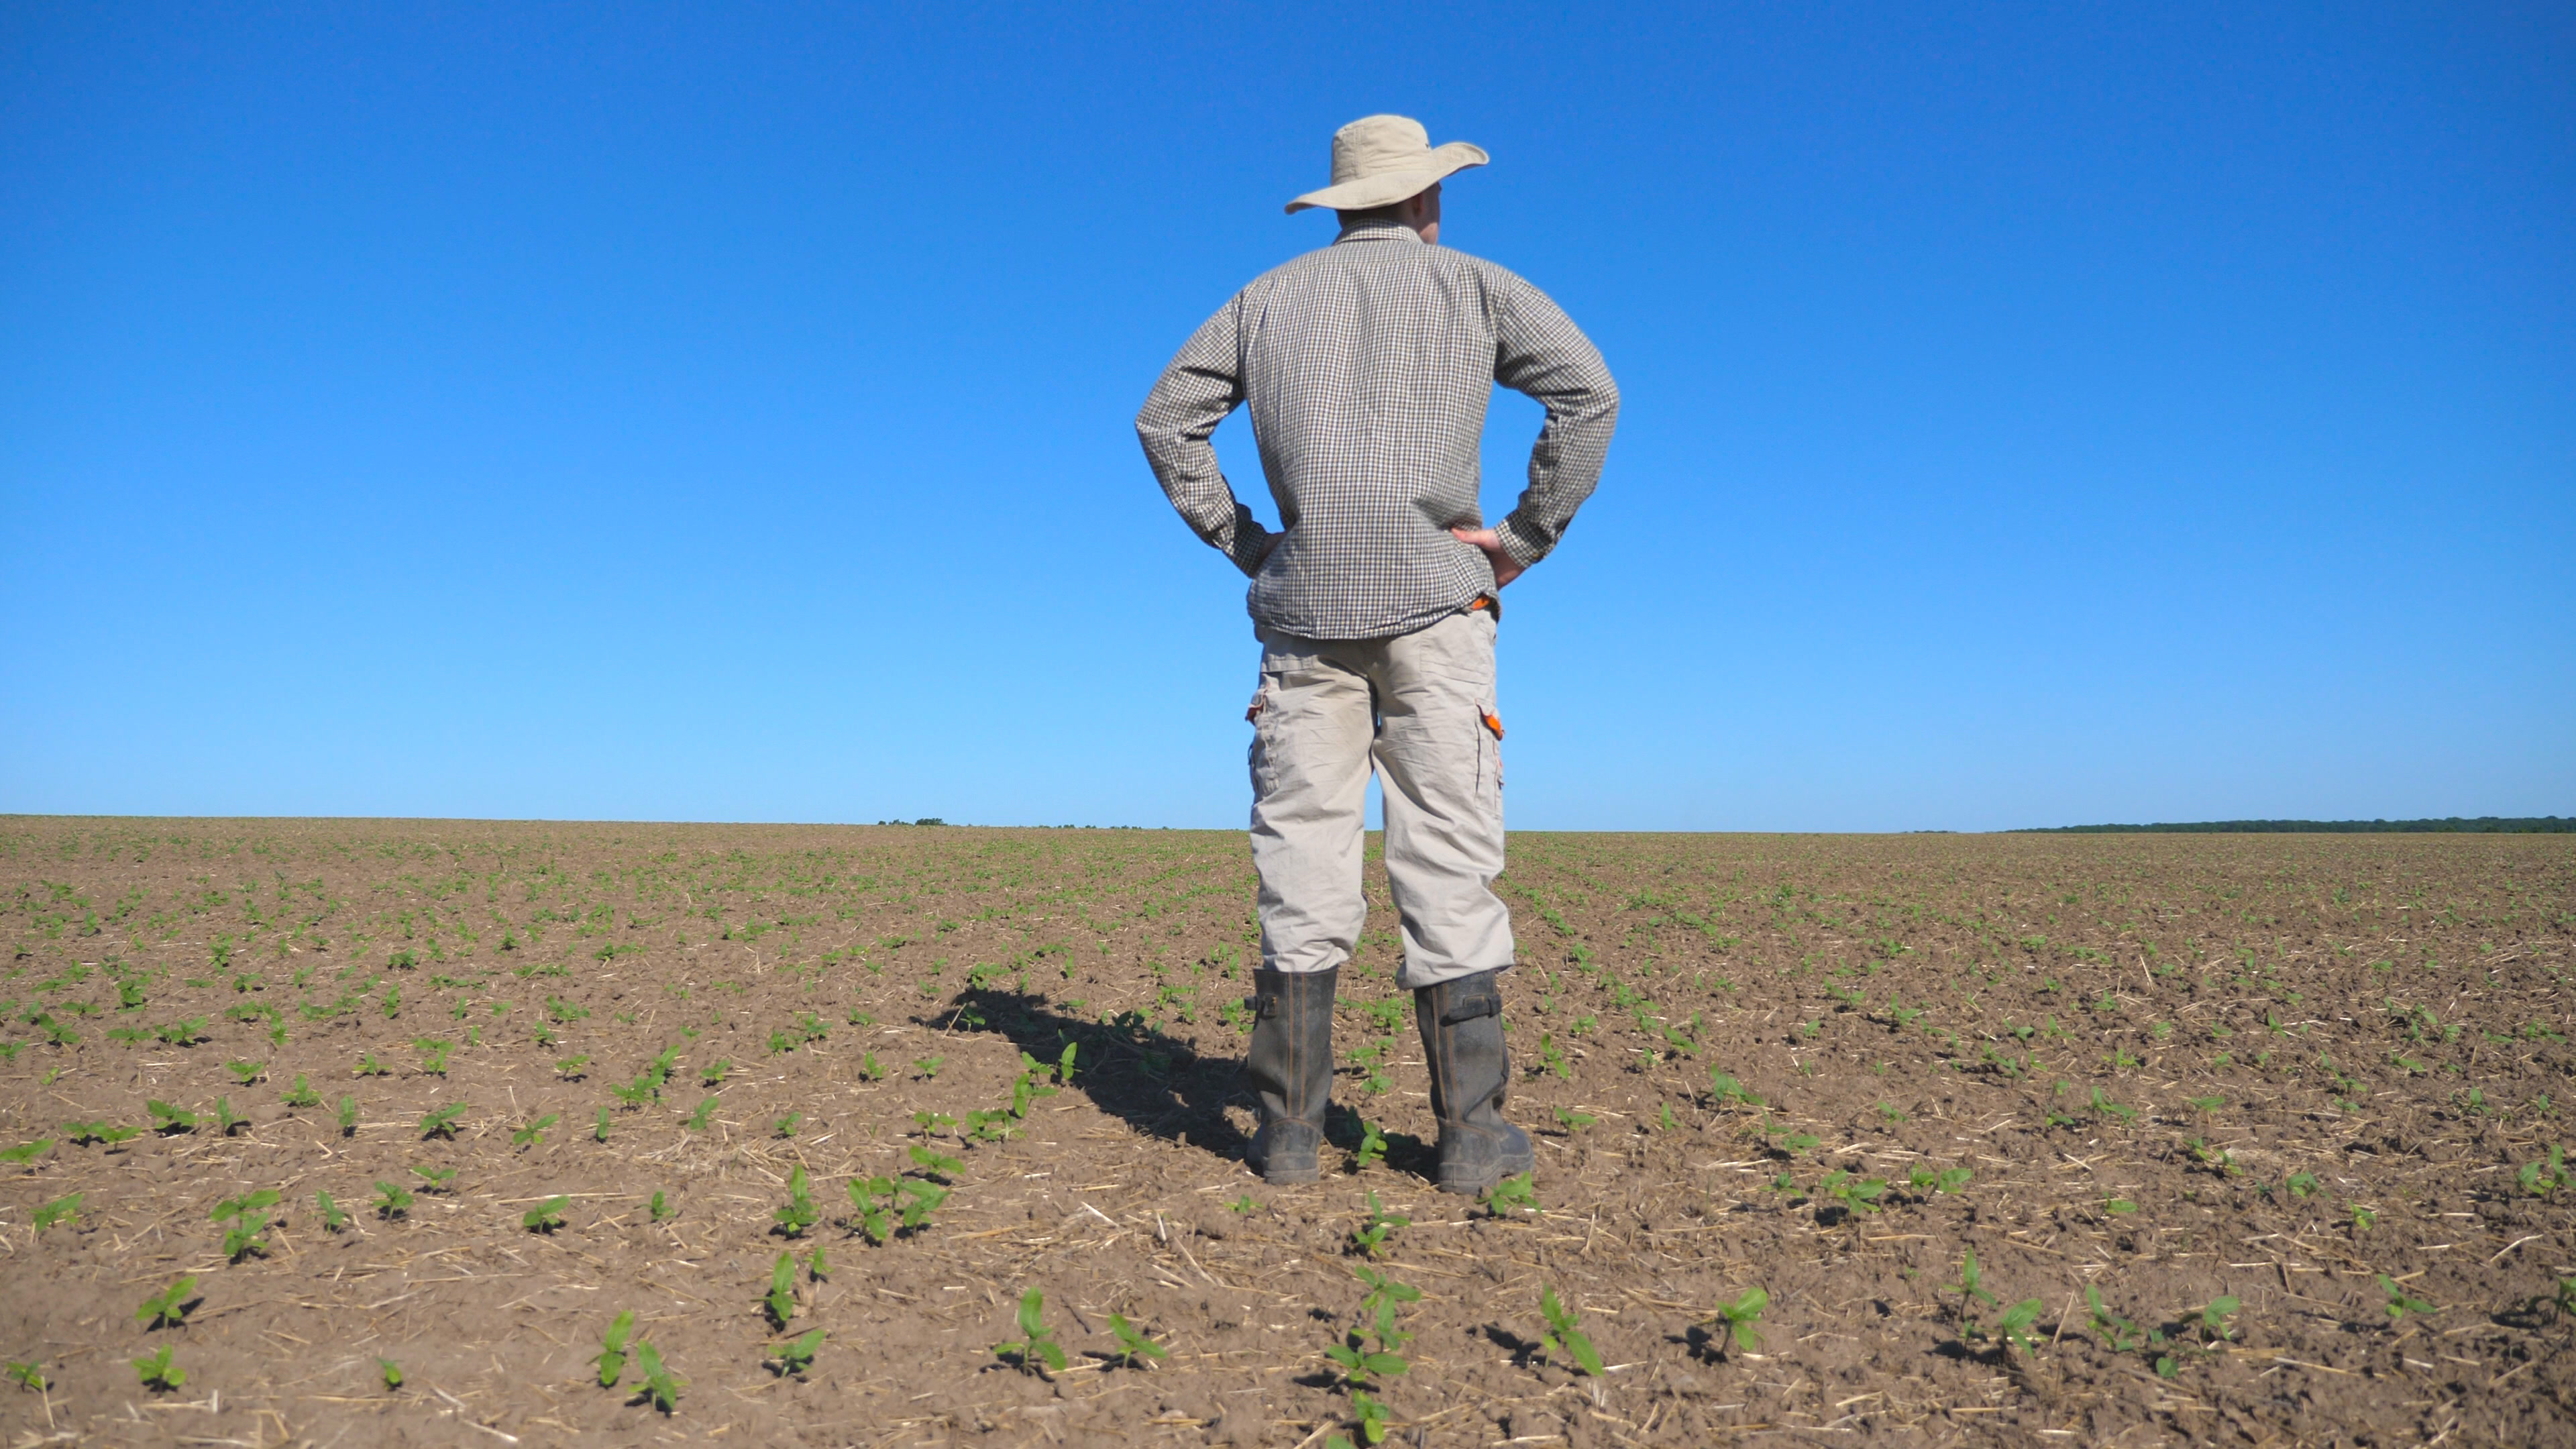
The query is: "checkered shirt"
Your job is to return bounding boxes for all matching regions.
[1136,221,1619,641]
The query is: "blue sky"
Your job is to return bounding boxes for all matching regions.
[3,3,2569,831]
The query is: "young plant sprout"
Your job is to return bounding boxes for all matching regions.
[1105,1312,1168,1369]
[994,1287,1066,1374]
[136,1275,199,1330]
[1536,1285,1605,1376]
[595,1310,636,1387]
[131,1345,184,1392]
[773,1165,819,1237]
[764,1251,797,1328]
[523,1195,570,1232]
[767,1328,825,1378]
[1709,1286,1769,1353]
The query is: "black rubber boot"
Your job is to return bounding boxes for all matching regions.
[1243,967,1336,1185]
[1415,968,1534,1194]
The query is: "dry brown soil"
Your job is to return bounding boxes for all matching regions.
[1,819,2571,1448]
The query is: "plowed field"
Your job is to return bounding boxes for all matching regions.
[2,819,2570,1447]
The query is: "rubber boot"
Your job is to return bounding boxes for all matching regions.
[1243,967,1336,1184]
[1415,968,1534,1194]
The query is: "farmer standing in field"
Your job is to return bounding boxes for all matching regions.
[1136,115,1619,1192]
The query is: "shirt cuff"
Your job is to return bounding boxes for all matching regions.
[1495,513,1550,569]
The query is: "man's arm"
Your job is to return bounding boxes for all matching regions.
[1482,272,1619,573]
[1135,298,1277,576]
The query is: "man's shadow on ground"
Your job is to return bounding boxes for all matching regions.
[939,986,1438,1182]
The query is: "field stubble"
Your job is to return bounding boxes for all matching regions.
[0,819,2569,1448]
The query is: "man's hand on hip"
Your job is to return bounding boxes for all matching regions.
[1448,527,1526,589]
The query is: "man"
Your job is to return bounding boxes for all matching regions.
[1136,115,1617,1193]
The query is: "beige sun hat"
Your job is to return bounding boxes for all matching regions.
[1284,114,1489,215]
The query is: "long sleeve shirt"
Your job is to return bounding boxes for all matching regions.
[1136,221,1619,641]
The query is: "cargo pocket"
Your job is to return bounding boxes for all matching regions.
[1474,703,1505,813]
[1246,680,1277,798]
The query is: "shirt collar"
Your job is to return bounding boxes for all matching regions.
[1333,219,1426,246]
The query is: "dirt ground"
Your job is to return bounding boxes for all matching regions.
[1,819,2570,1448]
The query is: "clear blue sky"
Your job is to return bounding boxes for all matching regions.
[3,3,2569,831]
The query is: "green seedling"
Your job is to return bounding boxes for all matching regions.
[1106,1311,1168,1369]
[418,1103,466,1139]
[910,1109,957,1134]
[2380,1275,2434,1322]
[6,1359,46,1391]
[806,1242,830,1280]
[0,1138,50,1167]
[280,1073,321,1108]
[214,1097,247,1134]
[1536,1285,1605,1376]
[2104,1196,2138,1215]
[1990,1298,2047,1353]
[555,1055,590,1079]
[2084,1285,2145,1352]
[649,1189,676,1222]
[34,1193,81,1231]
[1536,1033,1572,1080]
[317,1189,350,1232]
[356,1053,390,1077]
[594,1107,612,1142]
[523,1195,570,1232]
[2198,1295,2242,1340]
[1709,1286,1768,1353]
[415,1039,451,1075]
[146,1099,197,1133]
[631,1340,682,1413]
[857,1051,884,1080]
[411,1164,457,1192]
[2519,1144,2569,1196]
[1553,1106,1598,1132]
[1350,1116,1389,1170]
[2088,1086,2137,1122]
[774,1112,802,1138]
[765,1250,797,1328]
[685,1096,718,1132]
[62,1122,138,1147]
[701,1059,731,1087]
[2286,1171,2318,1199]
[337,1095,358,1135]
[1228,1193,1260,1214]
[774,1165,820,1237]
[138,1275,199,1330]
[908,1144,963,1179]
[211,1189,280,1224]
[375,1181,415,1218]
[963,1107,1016,1142]
[595,1309,636,1387]
[156,1016,207,1046]
[132,1344,184,1392]
[1349,1191,1409,1258]
[1482,1171,1537,1216]
[1951,1248,1999,1311]
[994,1287,1066,1373]
[913,1055,945,1079]
[225,1059,265,1085]
[377,1356,402,1390]
[1907,1165,1973,1194]
[511,1113,560,1148]
[1817,1169,1887,1216]
[767,1328,825,1377]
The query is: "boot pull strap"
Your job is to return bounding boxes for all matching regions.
[1438,985,1501,1026]
[1250,994,1280,1020]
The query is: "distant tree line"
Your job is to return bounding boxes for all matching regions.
[2018,817,2572,834]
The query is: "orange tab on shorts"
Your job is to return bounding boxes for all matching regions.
[1480,709,1505,740]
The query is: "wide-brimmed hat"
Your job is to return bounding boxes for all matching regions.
[1285,114,1489,215]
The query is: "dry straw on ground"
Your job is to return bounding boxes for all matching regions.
[0,819,2569,1446]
